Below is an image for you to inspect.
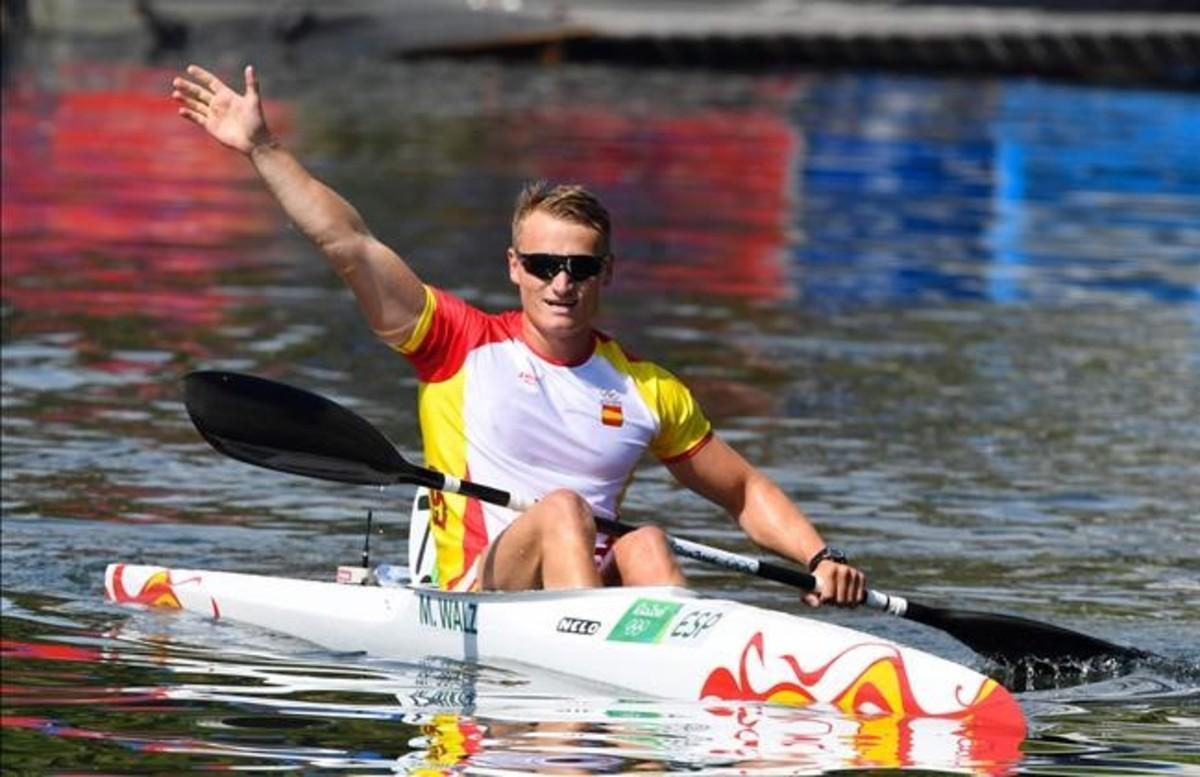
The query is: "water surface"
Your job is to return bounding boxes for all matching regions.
[3,41,1198,775]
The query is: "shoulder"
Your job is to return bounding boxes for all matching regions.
[595,333,688,389]
[594,334,705,425]
[402,287,521,380]
[418,287,521,336]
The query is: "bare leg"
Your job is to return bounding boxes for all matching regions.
[479,489,602,591]
[604,526,686,587]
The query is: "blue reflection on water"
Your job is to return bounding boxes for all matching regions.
[989,82,1200,306]
[793,77,1200,310]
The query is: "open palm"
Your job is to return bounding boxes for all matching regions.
[172,64,270,154]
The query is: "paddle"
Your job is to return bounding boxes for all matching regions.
[183,369,1148,675]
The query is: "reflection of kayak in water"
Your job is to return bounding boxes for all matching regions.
[105,557,1026,773]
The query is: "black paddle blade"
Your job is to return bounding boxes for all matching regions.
[183,371,409,486]
[905,601,1148,690]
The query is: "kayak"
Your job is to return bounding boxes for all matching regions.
[105,490,1025,771]
[103,560,1019,716]
[104,562,1026,768]
[105,537,1026,770]
[106,560,1015,712]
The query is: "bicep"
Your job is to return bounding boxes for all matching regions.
[335,235,428,343]
[665,435,755,517]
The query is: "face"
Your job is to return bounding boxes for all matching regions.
[508,209,612,350]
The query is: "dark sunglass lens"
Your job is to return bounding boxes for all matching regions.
[520,253,604,281]
[566,257,603,281]
[522,255,563,280]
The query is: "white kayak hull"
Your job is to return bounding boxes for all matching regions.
[105,562,1025,757]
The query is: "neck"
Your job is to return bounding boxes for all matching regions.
[519,315,595,366]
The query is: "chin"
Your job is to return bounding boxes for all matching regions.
[542,317,584,335]
[538,309,589,334]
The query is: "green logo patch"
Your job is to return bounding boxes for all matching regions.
[606,599,682,643]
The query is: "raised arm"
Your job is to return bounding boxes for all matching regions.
[171,64,426,344]
[667,435,867,607]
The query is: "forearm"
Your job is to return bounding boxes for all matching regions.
[674,436,863,605]
[173,64,425,338]
[671,437,827,567]
[249,141,369,263]
[247,140,425,338]
[736,474,826,567]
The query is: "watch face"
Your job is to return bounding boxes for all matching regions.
[809,547,849,571]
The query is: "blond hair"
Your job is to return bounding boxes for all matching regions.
[511,181,611,254]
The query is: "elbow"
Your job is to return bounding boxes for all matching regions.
[319,230,370,273]
[310,207,372,265]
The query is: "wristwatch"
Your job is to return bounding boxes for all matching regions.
[807,546,848,572]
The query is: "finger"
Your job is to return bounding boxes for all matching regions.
[173,78,211,105]
[244,64,259,97]
[821,580,836,605]
[835,575,852,606]
[852,574,867,605]
[172,91,208,115]
[178,107,206,125]
[803,592,821,608]
[838,571,857,606]
[186,64,225,93]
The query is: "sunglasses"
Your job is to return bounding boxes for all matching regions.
[516,251,608,282]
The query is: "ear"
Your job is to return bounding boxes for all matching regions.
[507,247,521,285]
[602,254,614,286]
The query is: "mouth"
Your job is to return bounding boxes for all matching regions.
[545,298,578,311]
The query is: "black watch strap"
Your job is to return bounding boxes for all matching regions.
[808,546,848,572]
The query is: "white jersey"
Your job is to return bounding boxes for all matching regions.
[396,286,713,589]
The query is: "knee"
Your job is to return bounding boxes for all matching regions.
[537,489,595,542]
[616,526,675,568]
[624,525,672,556]
[540,489,592,518]
[612,526,682,586]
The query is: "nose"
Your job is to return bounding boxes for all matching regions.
[550,268,576,289]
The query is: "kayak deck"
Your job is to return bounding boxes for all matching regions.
[105,561,1026,760]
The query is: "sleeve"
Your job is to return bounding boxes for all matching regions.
[393,285,436,355]
[392,286,488,383]
[647,367,713,463]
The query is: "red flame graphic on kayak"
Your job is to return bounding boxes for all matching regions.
[108,566,181,609]
[106,563,217,617]
[701,632,1025,773]
[701,631,1024,725]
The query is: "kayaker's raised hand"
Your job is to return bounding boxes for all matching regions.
[808,561,867,608]
[172,64,271,155]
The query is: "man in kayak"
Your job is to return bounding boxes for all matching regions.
[171,64,867,607]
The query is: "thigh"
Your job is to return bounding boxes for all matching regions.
[478,489,600,591]
[478,510,546,591]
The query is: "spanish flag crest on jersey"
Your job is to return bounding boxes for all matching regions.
[600,389,624,427]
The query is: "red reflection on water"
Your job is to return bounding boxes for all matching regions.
[1,637,182,717]
[514,87,801,300]
[16,479,207,526]
[1,684,170,708]
[0,713,232,765]
[0,639,101,663]
[1,63,288,328]
[1,715,113,741]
